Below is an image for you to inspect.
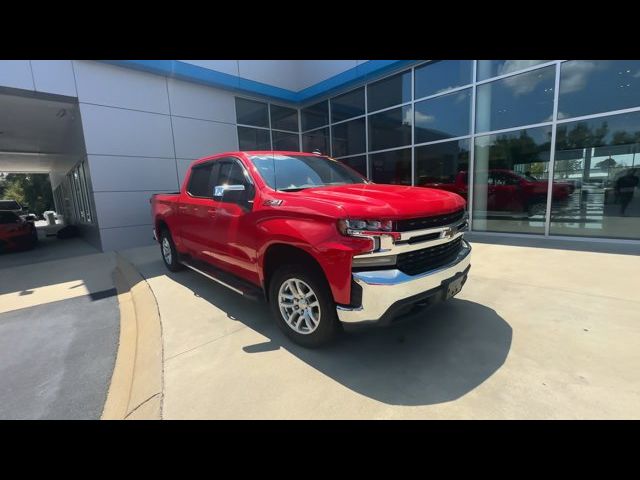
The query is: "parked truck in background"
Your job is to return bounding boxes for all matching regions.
[151,151,471,347]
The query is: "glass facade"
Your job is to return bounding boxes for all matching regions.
[236,60,640,242]
[53,159,95,225]
[236,97,301,152]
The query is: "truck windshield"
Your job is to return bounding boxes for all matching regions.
[249,154,367,192]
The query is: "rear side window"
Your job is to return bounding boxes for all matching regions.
[0,211,19,224]
[187,163,216,197]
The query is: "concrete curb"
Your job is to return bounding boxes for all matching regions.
[101,253,164,420]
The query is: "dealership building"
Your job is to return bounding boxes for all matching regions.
[0,59,639,251]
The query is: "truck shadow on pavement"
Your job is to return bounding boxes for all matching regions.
[160,264,513,407]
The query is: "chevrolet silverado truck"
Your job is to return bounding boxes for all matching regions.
[418,169,574,217]
[151,151,471,347]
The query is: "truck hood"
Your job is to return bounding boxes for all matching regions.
[285,183,466,219]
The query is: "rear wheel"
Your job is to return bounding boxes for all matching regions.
[29,226,38,247]
[269,264,339,348]
[527,200,546,217]
[160,228,183,272]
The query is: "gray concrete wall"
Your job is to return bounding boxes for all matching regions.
[71,61,240,251]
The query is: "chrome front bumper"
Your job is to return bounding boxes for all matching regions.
[336,239,471,324]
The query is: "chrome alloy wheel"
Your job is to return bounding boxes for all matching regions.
[162,236,172,265]
[278,278,321,334]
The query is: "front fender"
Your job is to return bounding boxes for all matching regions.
[256,216,371,305]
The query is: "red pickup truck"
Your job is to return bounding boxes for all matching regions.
[419,169,574,216]
[151,151,471,347]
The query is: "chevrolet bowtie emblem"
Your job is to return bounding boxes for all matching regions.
[443,227,455,239]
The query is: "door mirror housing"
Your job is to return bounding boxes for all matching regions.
[214,184,252,209]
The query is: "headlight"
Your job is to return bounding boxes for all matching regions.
[337,219,393,235]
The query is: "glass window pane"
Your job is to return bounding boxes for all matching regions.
[331,87,365,123]
[302,127,329,154]
[338,155,367,177]
[235,98,269,127]
[301,100,329,131]
[476,65,555,133]
[238,126,271,150]
[414,88,471,143]
[270,104,299,131]
[414,140,470,197]
[370,148,412,185]
[187,163,215,197]
[367,70,411,112]
[414,60,473,99]
[477,60,549,81]
[550,111,640,239]
[558,60,640,119]
[368,105,412,152]
[472,126,552,234]
[272,131,300,151]
[331,117,366,157]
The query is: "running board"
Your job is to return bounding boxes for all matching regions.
[180,258,263,301]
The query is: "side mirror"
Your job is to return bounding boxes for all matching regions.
[213,184,245,198]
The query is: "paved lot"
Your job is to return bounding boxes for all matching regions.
[0,248,119,419]
[123,241,640,419]
[0,236,99,270]
[0,292,119,419]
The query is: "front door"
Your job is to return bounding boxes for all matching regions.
[207,158,259,284]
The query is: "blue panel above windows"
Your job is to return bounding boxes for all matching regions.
[100,60,419,105]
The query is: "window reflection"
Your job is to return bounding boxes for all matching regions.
[550,111,640,239]
[302,101,329,131]
[270,104,299,132]
[332,118,366,157]
[370,148,411,185]
[476,66,555,133]
[235,98,269,127]
[558,60,640,119]
[367,71,411,112]
[238,126,270,150]
[414,60,473,99]
[415,140,470,199]
[272,131,300,151]
[477,60,548,81]
[338,155,367,177]
[331,87,365,122]
[368,105,412,152]
[414,89,471,143]
[302,127,329,155]
[473,126,552,234]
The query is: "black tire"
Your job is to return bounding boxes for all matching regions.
[30,226,38,247]
[527,200,546,217]
[269,264,340,348]
[159,228,184,272]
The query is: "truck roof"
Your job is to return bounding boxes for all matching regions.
[190,150,322,167]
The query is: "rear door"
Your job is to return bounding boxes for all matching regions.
[178,161,219,255]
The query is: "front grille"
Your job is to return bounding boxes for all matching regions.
[395,209,465,232]
[396,237,463,276]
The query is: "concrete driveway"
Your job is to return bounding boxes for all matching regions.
[122,240,640,419]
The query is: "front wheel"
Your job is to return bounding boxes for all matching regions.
[159,228,183,272]
[269,265,340,348]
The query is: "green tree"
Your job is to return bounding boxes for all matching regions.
[1,173,54,214]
